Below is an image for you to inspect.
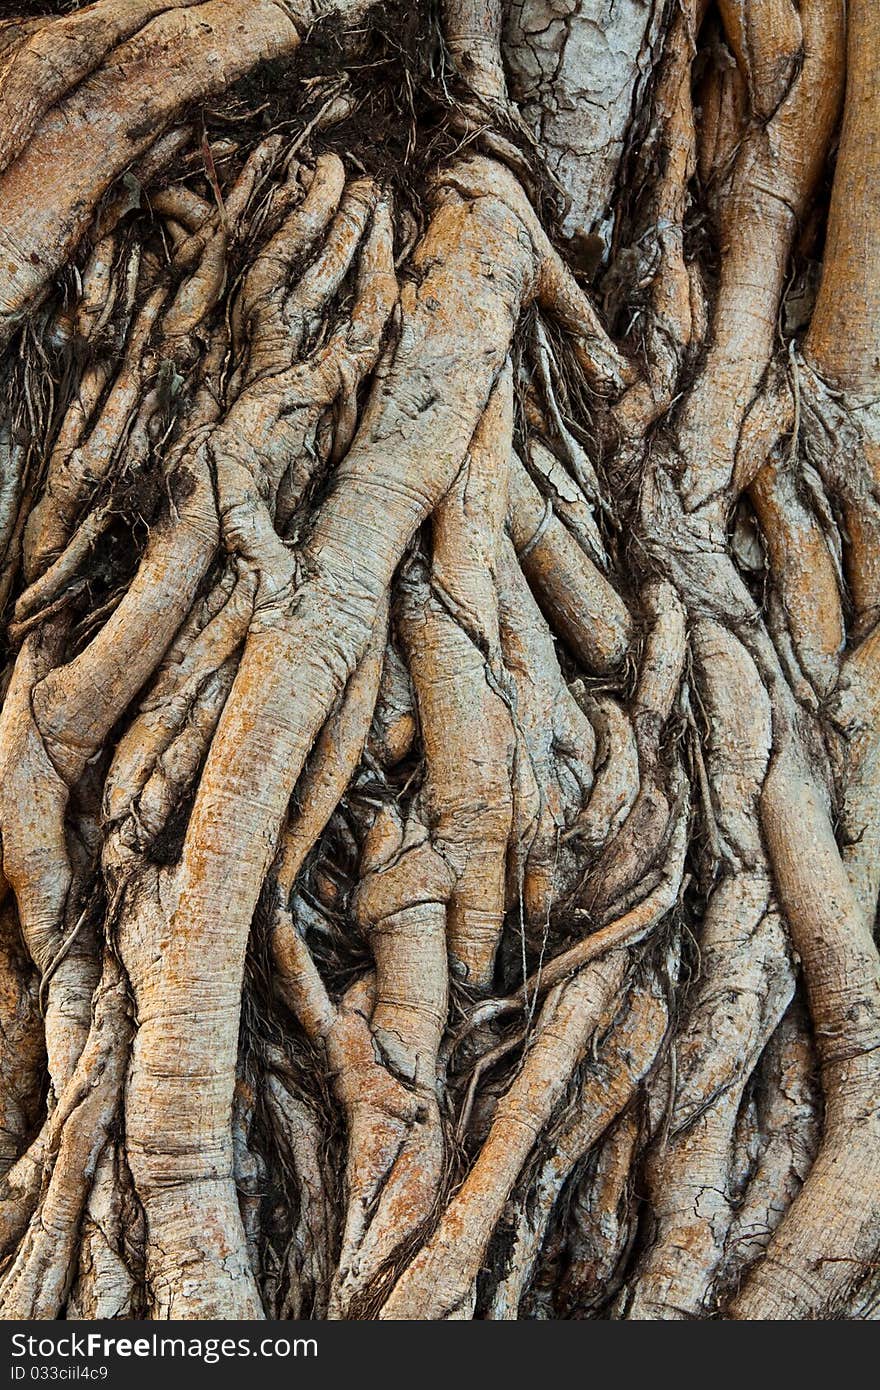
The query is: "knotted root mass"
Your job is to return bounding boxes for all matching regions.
[0,0,877,1321]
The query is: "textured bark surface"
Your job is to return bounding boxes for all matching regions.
[0,0,877,1321]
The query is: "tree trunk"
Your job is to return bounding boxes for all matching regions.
[0,0,877,1321]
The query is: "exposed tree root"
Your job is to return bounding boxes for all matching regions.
[0,0,877,1324]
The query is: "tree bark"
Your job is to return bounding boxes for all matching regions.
[0,0,877,1320]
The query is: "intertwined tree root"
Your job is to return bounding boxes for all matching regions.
[0,0,877,1320]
